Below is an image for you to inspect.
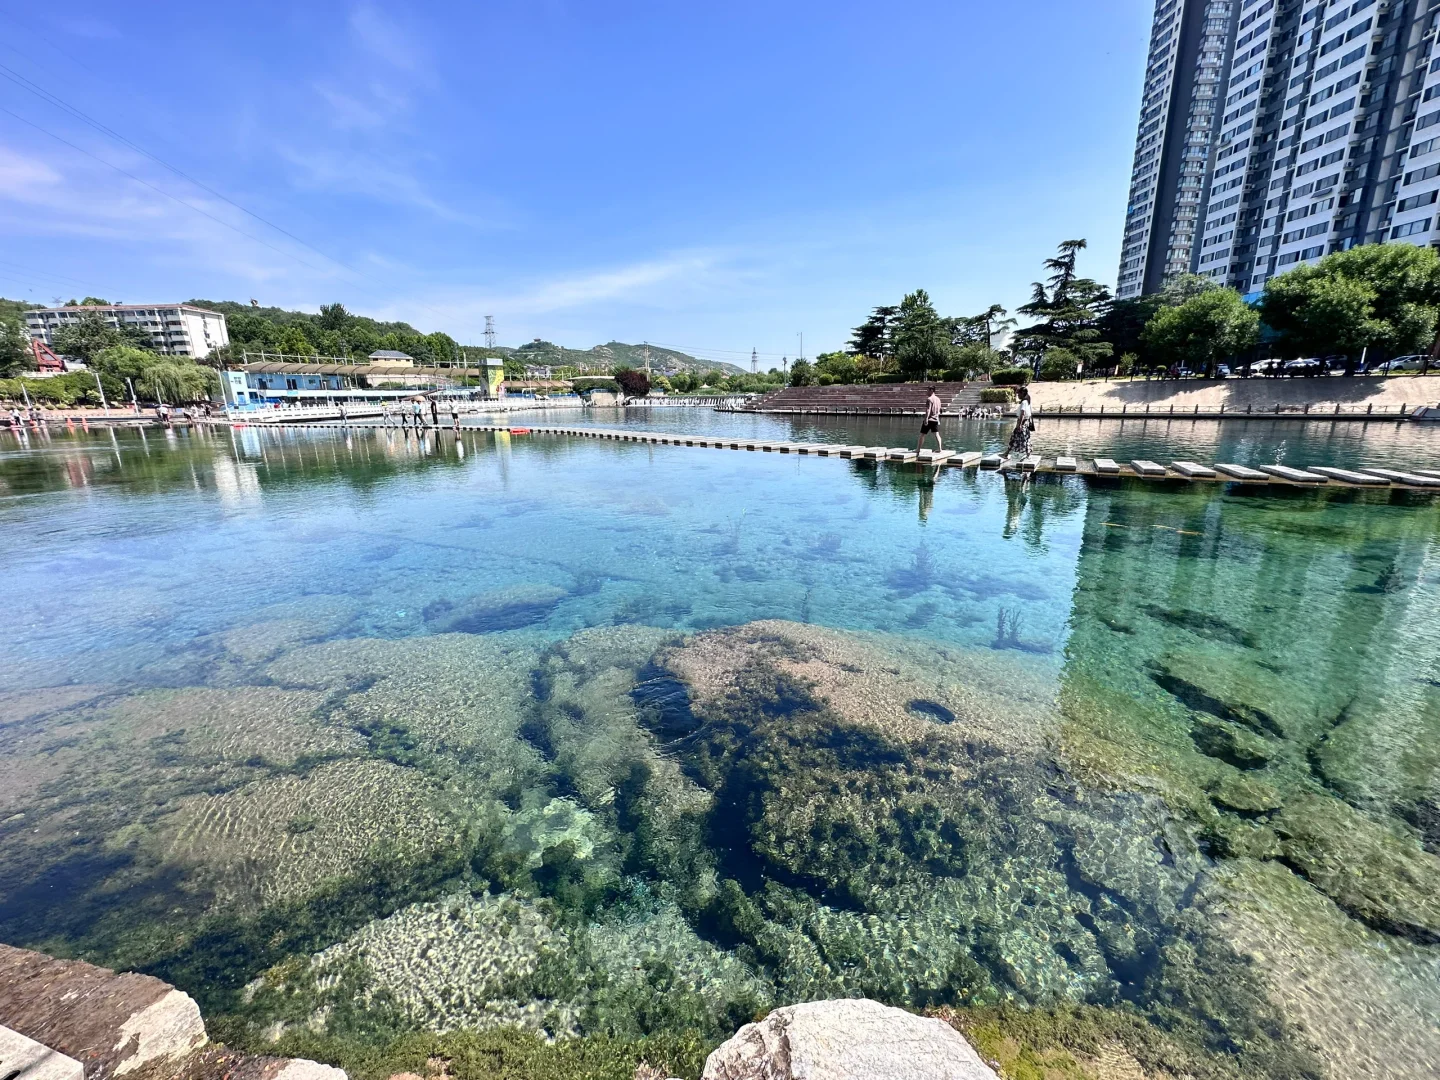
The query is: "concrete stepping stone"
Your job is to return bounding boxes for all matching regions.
[861,446,889,460]
[951,452,983,467]
[1130,459,1167,476]
[979,454,1003,468]
[1054,456,1078,472]
[1359,468,1440,487]
[1310,467,1389,485]
[1094,458,1121,475]
[1170,461,1217,478]
[1019,455,1041,471]
[887,448,918,462]
[1415,469,1440,480]
[917,450,954,464]
[1215,463,1270,481]
[1258,464,1328,484]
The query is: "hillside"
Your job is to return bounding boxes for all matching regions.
[187,300,743,374]
[498,339,744,375]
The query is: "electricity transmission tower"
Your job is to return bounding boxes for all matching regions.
[484,316,495,350]
[643,342,650,378]
[751,348,757,374]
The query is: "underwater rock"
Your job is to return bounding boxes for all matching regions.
[1206,818,1282,860]
[702,998,999,1080]
[1209,775,1282,814]
[422,584,567,634]
[1150,662,1284,738]
[1209,859,1440,1080]
[1272,794,1440,944]
[1189,718,1275,770]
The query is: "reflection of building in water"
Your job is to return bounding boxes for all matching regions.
[1062,483,1440,815]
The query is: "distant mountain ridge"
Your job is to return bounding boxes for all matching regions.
[502,339,745,376]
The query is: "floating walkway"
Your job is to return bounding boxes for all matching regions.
[245,419,1440,493]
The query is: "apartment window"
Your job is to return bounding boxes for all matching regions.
[1279,251,1302,264]
[1293,181,1316,197]
[1392,218,1432,238]
[1397,190,1439,212]
[1405,162,1440,185]
[1418,110,1440,131]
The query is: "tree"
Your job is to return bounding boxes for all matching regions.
[1013,239,1113,377]
[276,325,316,356]
[613,367,651,398]
[789,358,816,386]
[52,312,122,363]
[1260,244,1440,360]
[1142,288,1260,375]
[318,303,351,332]
[79,297,110,306]
[0,311,30,378]
[814,351,858,384]
[892,289,955,378]
[849,305,898,359]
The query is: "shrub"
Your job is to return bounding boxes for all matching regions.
[571,378,621,394]
[990,368,1032,386]
[870,373,905,384]
[979,387,1015,404]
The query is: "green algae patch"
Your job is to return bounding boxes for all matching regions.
[263,1025,709,1080]
[937,999,1316,1080]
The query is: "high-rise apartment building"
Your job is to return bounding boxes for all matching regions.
[26,303,229,359]
[1120,0,1440,297]
[1118,0,1240,299]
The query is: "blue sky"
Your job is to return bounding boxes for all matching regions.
[0,0,1151,363]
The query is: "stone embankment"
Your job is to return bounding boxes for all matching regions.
[1028,373,1436,414]
[0,944,343,1080]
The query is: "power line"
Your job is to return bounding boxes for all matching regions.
[0,104,337,276]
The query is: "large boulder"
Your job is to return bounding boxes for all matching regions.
[702,999,999,1080]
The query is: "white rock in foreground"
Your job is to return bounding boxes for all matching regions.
[702,999,999,1080]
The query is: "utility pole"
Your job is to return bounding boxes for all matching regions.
[643,341,650,378]
[798,332,804,363]
[484,316,495,350]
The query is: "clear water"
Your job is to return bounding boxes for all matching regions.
[2,422,1439,1080]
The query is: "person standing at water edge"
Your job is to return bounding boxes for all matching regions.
[916,386,943,453]
[1007,387,1033,458]
[430,398,439,429]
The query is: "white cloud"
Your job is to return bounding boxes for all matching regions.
[349,5,428,75]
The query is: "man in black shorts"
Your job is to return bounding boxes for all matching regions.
[916,386,943,453]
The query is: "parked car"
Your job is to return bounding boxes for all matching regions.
[1284,358,1322,376]
[1216,364,1231,377]
[1374,355,1430,373]
[1251,358,1286,377]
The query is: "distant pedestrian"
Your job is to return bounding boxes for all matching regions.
[916,386,943,454]
[451,403,460,431]
[430,398,440,428]
[412,400,423,429]
[1007,387,1034,458]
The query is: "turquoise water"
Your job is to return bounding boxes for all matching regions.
[2,422,1439,1080]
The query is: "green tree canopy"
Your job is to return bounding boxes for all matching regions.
[892,289,956,377]
[1259,244,1440,358]
[788,358,816,386]
[0,311,30,378]
[1014,240,1113,377]
[1142,288,1260,373]
[52,312,123,363]
[848,306,897,359]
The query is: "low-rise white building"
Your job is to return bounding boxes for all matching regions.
[25,303,229,359]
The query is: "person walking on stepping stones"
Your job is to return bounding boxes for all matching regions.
[1008,387,1034,458]
[916,386,943,454]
